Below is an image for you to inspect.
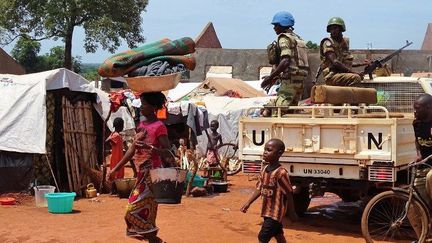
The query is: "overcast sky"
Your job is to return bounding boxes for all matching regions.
[2,0,431,63]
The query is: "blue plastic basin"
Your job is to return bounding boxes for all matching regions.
[45,192,76,214]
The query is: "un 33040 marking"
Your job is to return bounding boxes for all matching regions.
[303,169,331,175]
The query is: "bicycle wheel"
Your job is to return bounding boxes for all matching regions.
[361,190,429,243]
[215,143,241,175]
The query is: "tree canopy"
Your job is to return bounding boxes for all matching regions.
[0,0,148,69]
[306,41,319,50]
[12,36,81,73]
[11,36,42,73]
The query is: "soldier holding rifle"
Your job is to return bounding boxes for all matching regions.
[319,17,369,86]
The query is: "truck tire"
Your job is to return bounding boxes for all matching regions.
[293,187,311,216]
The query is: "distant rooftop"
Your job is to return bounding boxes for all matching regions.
[195,22,222,48]
[0,48,25,74]
[421,23,432,50]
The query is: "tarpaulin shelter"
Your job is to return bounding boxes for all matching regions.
[162,77,272,156]
[189,77,266,99]
[0,68,107,193]
[195,96,273,156]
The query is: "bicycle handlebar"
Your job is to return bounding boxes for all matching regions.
[407,154,432,169]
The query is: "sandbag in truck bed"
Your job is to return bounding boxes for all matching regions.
[98,37,196,77]
[311,85,377,105]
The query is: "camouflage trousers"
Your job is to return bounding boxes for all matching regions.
[325,72,362,86]
[265,79,303,116]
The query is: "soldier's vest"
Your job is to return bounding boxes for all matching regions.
[319,37,354,71]
[267,32,309,79]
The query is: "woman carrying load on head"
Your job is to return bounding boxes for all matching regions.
[108,91,176,243]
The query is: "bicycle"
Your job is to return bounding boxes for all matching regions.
[212,142,241,175]
[199,127,242,176]
[194,142,241,175]
[361,155,432,243]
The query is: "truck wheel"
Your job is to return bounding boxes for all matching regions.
[293,187,311,217]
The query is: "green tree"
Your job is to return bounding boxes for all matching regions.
[42,46,82,73]
[0,0,148,70]
[82,70,100,81]
[12,37,82,73]
[11,36,43,73]
[306,41,319,50]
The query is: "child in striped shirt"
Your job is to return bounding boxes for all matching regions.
[241,138,295,243]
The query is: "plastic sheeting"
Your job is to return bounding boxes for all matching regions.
[0,151,33,193]
[195,96,273,156]
[0,68,96,154]
[166,82,200,102]
[199,77,266,98]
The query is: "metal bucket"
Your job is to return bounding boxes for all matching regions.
[114,178,137,198]
[150,168,187,204]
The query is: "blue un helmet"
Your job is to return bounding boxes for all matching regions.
[271,11,295,27]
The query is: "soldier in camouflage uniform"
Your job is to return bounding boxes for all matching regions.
[319,17,368,86]
[261,11,307,116]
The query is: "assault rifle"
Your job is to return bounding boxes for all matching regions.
[362,41,412,80]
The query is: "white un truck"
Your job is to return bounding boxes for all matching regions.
[239,77,432,215]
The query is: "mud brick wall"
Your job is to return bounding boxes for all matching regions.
[190,48,432,83]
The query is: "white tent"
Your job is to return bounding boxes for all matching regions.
[0,68,110,192]
[244,80,263,92]
[161,78,273,156]
[0,68,97,154]
[166,82,201,102]
[195,96,273,156]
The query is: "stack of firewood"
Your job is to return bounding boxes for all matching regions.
[62,97,98,195]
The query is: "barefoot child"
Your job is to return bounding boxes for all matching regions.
[206,120,223,166]
[241,138,295,243]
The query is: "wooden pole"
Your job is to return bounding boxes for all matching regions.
[67,99,81,195]
[82,102,93,168]
[100,109,112,192]
[62,97,73,192]
[72,100,83,194]
[77,101,89,186]
[185,157,198,197]
[84,101,97,169]
[66,99,77,193]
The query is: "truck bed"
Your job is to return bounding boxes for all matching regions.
[239,105,416,181]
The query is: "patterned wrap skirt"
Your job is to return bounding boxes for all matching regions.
[125,161,158,236]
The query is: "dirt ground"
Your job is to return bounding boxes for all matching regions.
[0,172,369,243]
